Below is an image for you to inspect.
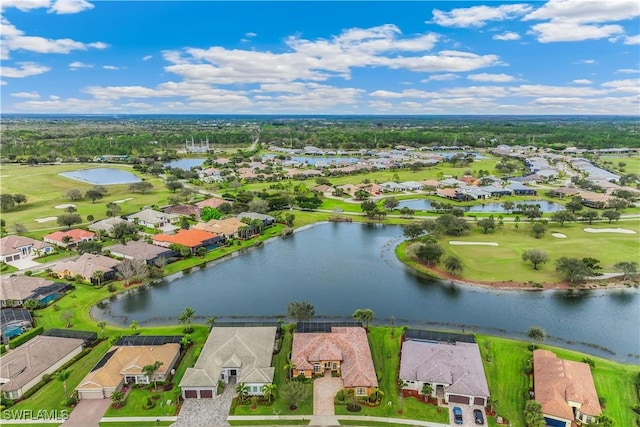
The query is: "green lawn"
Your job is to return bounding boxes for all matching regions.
[1,263,19,275]
[34,250,78,264]
[228,420,308,425]
[99,422,174,427]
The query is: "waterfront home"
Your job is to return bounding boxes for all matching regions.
[0,308,33,343]
[52,253,120,283]
[76,342,181,399]
[399,338,490,406]
[533,349,602,427]
[235,212,275,227]
[1,336,84,399]
[505,183,538,196]
[180,327,277,399]
[1,276,69,308]
[43,229,96,248]
[291,327,378,398]
[192,218,253,240]
[0,235,54,263]
[107,240,175,265]
[152,229,223,254]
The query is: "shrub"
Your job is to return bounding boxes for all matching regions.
[107,283,116,292]
[152,394,161,400]
[9,326,44,349]
[24,270,33,276]
[142,397,155,410]
[42,374,51,383]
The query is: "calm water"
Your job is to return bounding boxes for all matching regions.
[59,168,141,185]
[164,158,206,170]
[93,223,640,363]
[398,199,565,213]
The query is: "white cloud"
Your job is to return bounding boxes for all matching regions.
[69,61,93,69]
[601,78,640,93]
[103,65,119,70]
[245,32,257,38]
[421,73,459,82]
[142,55,153,61]
[616,68,639,74]
[572,79,593,84]
[576,59,596,64]
[11,97,116,112]
[624,34,640,44]
[467,73,517,82]
[0,80,6,85]
[430,4,532,28]
[0,0,51,12]
[1,62,50,77]
[493,31,521,41]
[509,84,607,97]
[48,0,93,14]
[528,22,624,43]
[11,91,40,98]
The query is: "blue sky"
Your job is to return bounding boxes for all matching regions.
[1,0,639,114]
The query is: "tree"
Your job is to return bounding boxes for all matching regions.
[166,180,184,193]
[420,383,433,400]
[579,210,599,224]
[178,306,196,332]
[57,213,82,229]
[248,198,270,214]
[97,321,107,339]
[565,196,584,214]
[352,308,374,330]
[530,222,546,239]
[595,415,614,427]
[169,243,192,258]
[360,200,377,214]
[11,193,26,207]
[85,189,104,203]
[477,217,496,234]
[77,240,103,255]
[283,358,296,381]
[287,301,315,321]
[61,310,73,327]
[64,205,77,213]
[524,400,546,427]
[415,242,444,266]
[279,380,311,410]
[235,382,249,403]
[527,326,546,345]
[201,207,222,222]
[354,188,370,200]
[92,270,104,287]
[262,383,277,403]
[110,390,125,408]
[614,261,638,280]
[130,320,139,333]
[143,360,163,390]
[601,209,620,223]
[435,214,470,236]
[403,223,425,239]
[106,202,121,218]
[444,256,464,276]
[608,197,629,211]
[56,370,71,401]
[180,216,191,230]
[550,211,575,227]
[61,235,73,246]
[87,214,95,222]
[555,257,594,284]
[502,201,515,212]
[117,258,149,285]
[522,249,549,270]
[129,181,153,194]
[112,222,139,241]
[66,188,83,201]
[382,197,399,211]
[206,316,217,330]
[284,213,295,227]
[0,194,15,212]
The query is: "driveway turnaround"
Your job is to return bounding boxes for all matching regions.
[172,384,235,427]
[63,399,111,427]
[313,376,343,416]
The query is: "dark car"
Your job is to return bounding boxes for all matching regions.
[474,409,485,425]
[453,406,463,424]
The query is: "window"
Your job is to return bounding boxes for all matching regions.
[313,364,321,373]
[356,388,366,396]
[332,363,337,370]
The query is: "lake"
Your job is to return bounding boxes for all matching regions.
[59,168,141,185]
[93,223,640,363]
[397,199,565,213]
[164,158,206,170]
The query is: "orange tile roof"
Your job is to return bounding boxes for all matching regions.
[44,229,95,243]
[153,229,219,248]
[195,197,228,209]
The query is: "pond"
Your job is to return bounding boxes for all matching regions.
[397,199,565,213]
[93,223,639,363]
[59,168,141,185]
[163,158,206,170]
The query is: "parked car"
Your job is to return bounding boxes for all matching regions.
[453,406,463,425]
[474,409,485,424]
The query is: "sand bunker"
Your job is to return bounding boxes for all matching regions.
[35,216,57,223]
[54,203,76,209]
[552,233,567,238]
[449,241,499,246]
[584,227,636,234]
[112,197,134,204]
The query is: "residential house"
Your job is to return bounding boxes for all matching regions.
[1,276,69,308]
[577,191,612,209]
[164,204,202,217]
[0,236,54,263]
[400,181,424,191]
[1,336,84,399]
[76,343,181,399]
[505,183,538,196]
[462,187,490,200]
[479,185,513,197]
[152,229,224,254]
[195,197,230,210]
[43,229,96,248]
[439,178,466,188]
[88,217,128,236]
[291,327,378,398]
[533,349,602,427]
[0,308,33,343]
[549,187,580,198]
[437,188,466,201]
[180,327,277,399]
[107,241,175,265]
[126,208,179,231]
[52,253,121,283]
[399,339,490,406]
[192,218,253,240]
[379,182,407,192]
[235,212,276,228]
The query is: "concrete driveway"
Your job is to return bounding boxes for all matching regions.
[313,376,343,416]
[63,399,111,427]
[7,257,41,270]
[450,404,486,427]
[172,383,235,427]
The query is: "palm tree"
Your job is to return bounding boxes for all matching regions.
[352,308,374,330]
[92,270,104,287]
[369,387,384,404]
[143,361,164,390]
[206,316,217,330]
[130,320,139,333]
[178,307,196,332]
[110,390,125,408]
[262,383,277,403]
[283,359,296,381]
[421,383,433,401]
[56,370,70,400]
[97,321,107,339]
[235,382,249,403]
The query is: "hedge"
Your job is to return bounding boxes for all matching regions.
[9,326,44,349]
[0,345,6,355]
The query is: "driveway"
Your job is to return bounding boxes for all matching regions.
[63,399,111,427]
[449,404,486,427]
[313,376,343,416]
[7,257,41,270]
[172,383,235,427]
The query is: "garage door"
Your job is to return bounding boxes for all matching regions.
[449,395,470,404]
[184,390,197,399]
[79,390,104,400]
[473,397,485,406]
[544,417,569,427]
[199,389,213,398]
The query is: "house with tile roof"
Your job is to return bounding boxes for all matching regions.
[107,240,175,265]
[0,235,54,263]
[43,229,96,248]
[1,276,69,308]
[88,217,128,235]
[192,218,253,240]
[291,327,378,397]
[152,229,223,254]
[533,349,602,427]
[52,253,121,283]
[76,343,181,399]
[399,339,490,406]
[1,336,84,399]
[126,208,179,231]
[179,327,276,399]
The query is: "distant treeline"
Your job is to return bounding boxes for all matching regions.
[1,116,638,159]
